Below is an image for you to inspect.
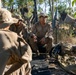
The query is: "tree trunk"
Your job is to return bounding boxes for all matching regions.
[52,0,54,21]
[49,0,52,13]
[33,0,38,23]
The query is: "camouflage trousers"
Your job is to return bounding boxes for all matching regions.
[4,62,31,75]
[29,37,53,54]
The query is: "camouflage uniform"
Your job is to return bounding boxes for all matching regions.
[9,23,25,35]
[29,22,53,53]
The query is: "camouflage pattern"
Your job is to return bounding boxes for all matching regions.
[29,22,53,53]
[0,8,18,29]
[9,23,25,35]
[32,22,53,39]
[0,30,32,75]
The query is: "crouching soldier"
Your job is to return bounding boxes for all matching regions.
[29,13,54,57]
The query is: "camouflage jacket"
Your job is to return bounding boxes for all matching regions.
[32,22,53,39]
[9,23,24,35]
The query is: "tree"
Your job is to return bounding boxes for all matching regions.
[72,0,76,6]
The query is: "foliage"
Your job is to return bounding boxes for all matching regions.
[1,0,75,20]
[73,12,76,18]
[1,0,76,45]
[72,0,76,6]
[57,4,66,14]
[57,25,76,44]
